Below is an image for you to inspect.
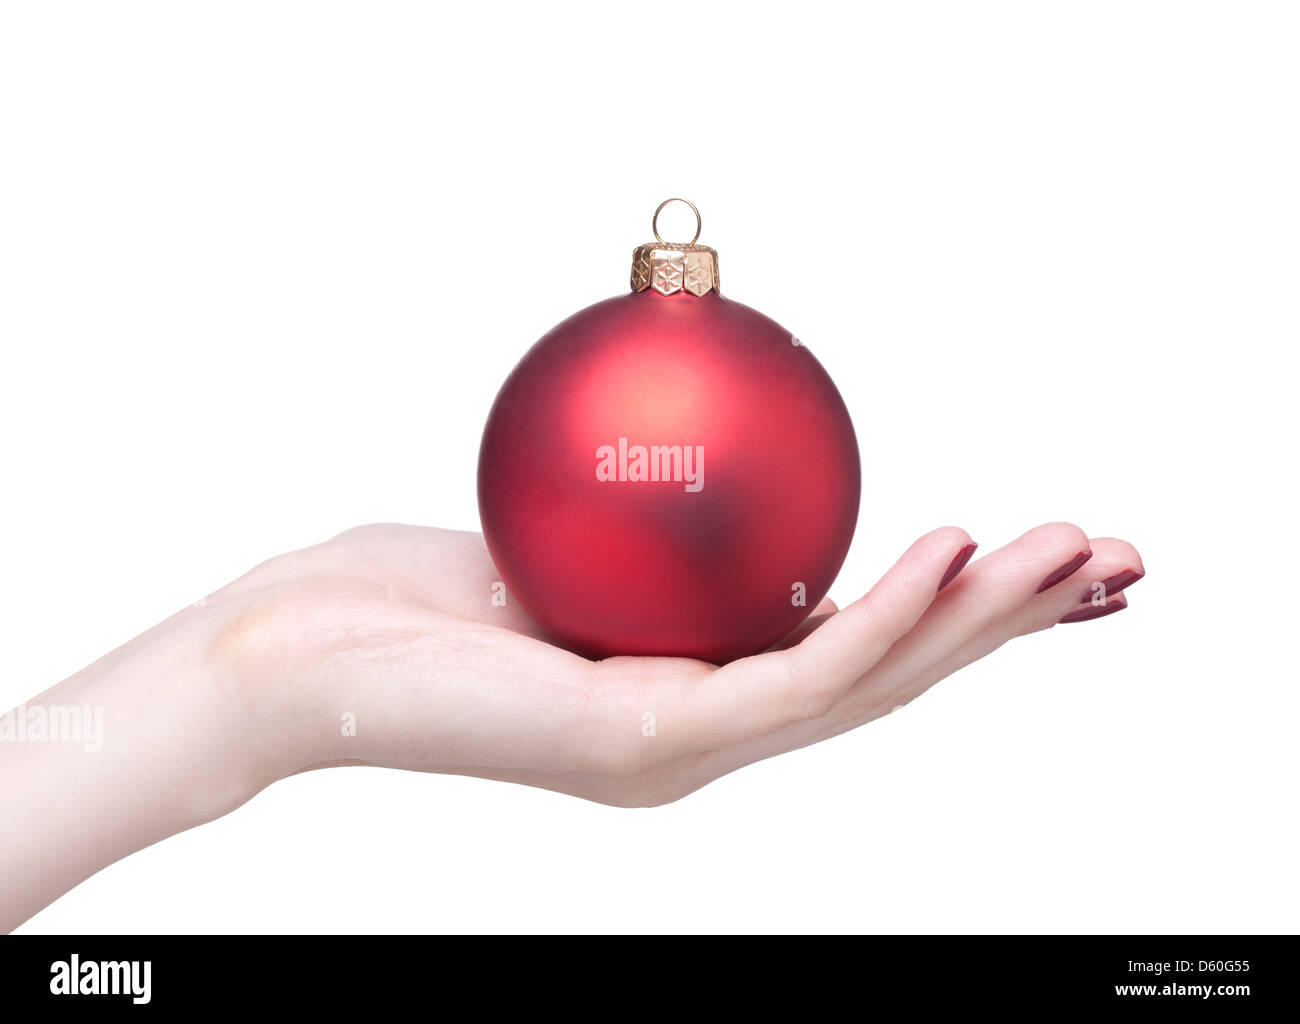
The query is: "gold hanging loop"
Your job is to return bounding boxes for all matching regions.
[651,198,702,247]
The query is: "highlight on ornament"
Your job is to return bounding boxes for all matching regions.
[478,199,860,664]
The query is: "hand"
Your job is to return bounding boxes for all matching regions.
[216,521,1143,806]
[0,520,1142,930]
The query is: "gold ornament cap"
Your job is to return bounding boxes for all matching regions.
[630,198,720,296]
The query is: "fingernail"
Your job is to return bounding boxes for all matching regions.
[1037,550,1093,593]
[938,542,978,592]
[1059,596,1128,624]
[1085,568,1144,603]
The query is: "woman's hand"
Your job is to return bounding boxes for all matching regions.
[215,521,1141,806]
[0,521,1142,930]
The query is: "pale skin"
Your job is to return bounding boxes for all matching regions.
[0,521,1142,931]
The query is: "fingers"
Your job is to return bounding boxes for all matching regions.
[553,524,1141,802]
[682,533,1142,791]
[832,534,1142,729]
[964,535,1140,639]
[1018,536,1141,630]
[826,522,1095,720]
[637,552,1140,805]
[672,522,1100,769]
[654,526,975,754]
[1059,591,1128,623]
[842,519,1086,696]
[1056,537,1144,611]
[824,589,1133,745]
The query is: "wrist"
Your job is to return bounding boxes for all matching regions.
[189,593,321,801]
[87,602,287,829]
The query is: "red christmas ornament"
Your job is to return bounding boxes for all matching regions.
[478,199,860,663]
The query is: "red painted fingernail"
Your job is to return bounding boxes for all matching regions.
[1082,568,1144,603]
[938,542,978,592]
[1059,595,1128,624]
[1037,550,1093,593]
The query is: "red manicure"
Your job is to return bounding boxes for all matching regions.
[938,542,978,592]
[1036,550,1093,593]
[1059,596,1128,624]
[1082,568,1145,603]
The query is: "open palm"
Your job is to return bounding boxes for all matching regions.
[215,522,1141,806]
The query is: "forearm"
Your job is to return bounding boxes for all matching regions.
[0,606,279,932]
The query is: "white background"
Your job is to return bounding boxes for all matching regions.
[2,2,1297,933]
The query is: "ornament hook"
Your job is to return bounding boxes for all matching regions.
[652,198,702,248]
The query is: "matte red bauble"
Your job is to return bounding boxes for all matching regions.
[478,200,860,663]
